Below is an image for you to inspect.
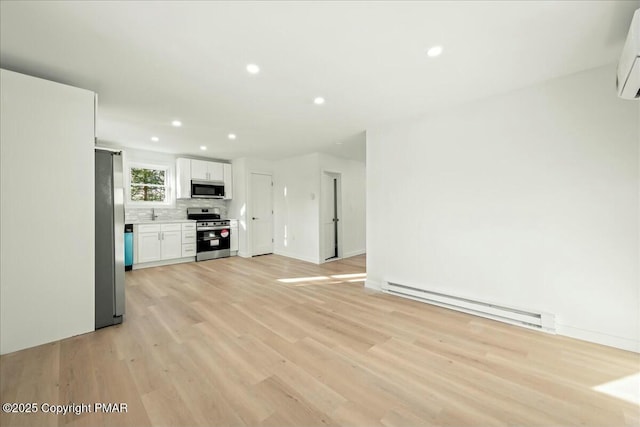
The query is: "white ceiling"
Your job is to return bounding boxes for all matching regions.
[1,1,638,162]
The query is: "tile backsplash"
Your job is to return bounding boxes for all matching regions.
[125,199,229,223]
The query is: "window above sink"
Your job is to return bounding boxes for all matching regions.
[125,161,174,207]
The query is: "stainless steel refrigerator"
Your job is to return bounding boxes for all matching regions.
[95,149,125,328]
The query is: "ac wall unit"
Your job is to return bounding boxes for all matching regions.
[617,8,640,99]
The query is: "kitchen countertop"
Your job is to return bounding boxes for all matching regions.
[127,219,197,225]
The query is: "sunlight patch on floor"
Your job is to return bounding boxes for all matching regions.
[277,272,366,285]
[593,372,640,405]
[278,276,330,283]
[331,273,366,279]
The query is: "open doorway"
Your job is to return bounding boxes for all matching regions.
[322,171,342,262]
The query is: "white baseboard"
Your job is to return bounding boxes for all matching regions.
[238,251,251,258]
[273,250,319,264]
[132,256,195,270]
[343,249,366,258]
[556,324,640,353]
[365,279,382,291]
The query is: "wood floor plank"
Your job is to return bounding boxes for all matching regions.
[1,342,60,427]
[183,338,274,425]
[140,383,196,427]
[2,254,638,427]
[254,375,339,427]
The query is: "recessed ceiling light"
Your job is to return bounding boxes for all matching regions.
[171,120,182,127]
[313,97,325,105]
[246,64,260,74]
[426,45,443,57]
[151,136,159,142]
[228,133,237,140]
[200,146,207,151]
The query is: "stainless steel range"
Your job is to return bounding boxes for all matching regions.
[187,208,231,261]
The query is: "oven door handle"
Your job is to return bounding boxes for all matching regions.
[198,227,228,231]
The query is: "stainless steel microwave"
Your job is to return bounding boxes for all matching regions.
[191,180,225,198]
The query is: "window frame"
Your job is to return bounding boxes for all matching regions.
[125,162,174,207]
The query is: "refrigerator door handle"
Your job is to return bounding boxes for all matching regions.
[112,152,125,318]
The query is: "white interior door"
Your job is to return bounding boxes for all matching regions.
[323,172,340,261]
[251,173,273,256]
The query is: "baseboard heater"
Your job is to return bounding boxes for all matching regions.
[384,281,556,333]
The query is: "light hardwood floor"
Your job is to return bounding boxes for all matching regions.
[1,254,638,427]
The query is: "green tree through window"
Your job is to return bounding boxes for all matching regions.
[130,167,166,202]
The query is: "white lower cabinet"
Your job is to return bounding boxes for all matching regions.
[137,223,183,263]
[182,243,196,257]
[161,227,182,260]
[137,229,162,263]
[181,223,197,257]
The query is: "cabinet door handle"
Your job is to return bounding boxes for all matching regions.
[157,232,161,240]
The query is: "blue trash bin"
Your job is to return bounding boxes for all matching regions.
[124,224,133,271]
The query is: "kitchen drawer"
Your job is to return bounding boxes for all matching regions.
[182,231,196,244]
[182,243,196,257]
[182,222,196,231]
[138,224,161,233]
[161,223,181,232]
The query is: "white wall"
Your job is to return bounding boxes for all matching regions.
[1,69,96,354]
[229,158,248,255]
[272,152,366,264]
[273,153,321,263]
[229,157,274,257]
[367,64,639,352]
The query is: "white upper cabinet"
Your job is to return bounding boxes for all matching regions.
[223,163,233,200]
[176,158,232,199]
[191,159,209,181]
[209,162,224,181]
[191,159,223,181]
[176,158,191,199]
